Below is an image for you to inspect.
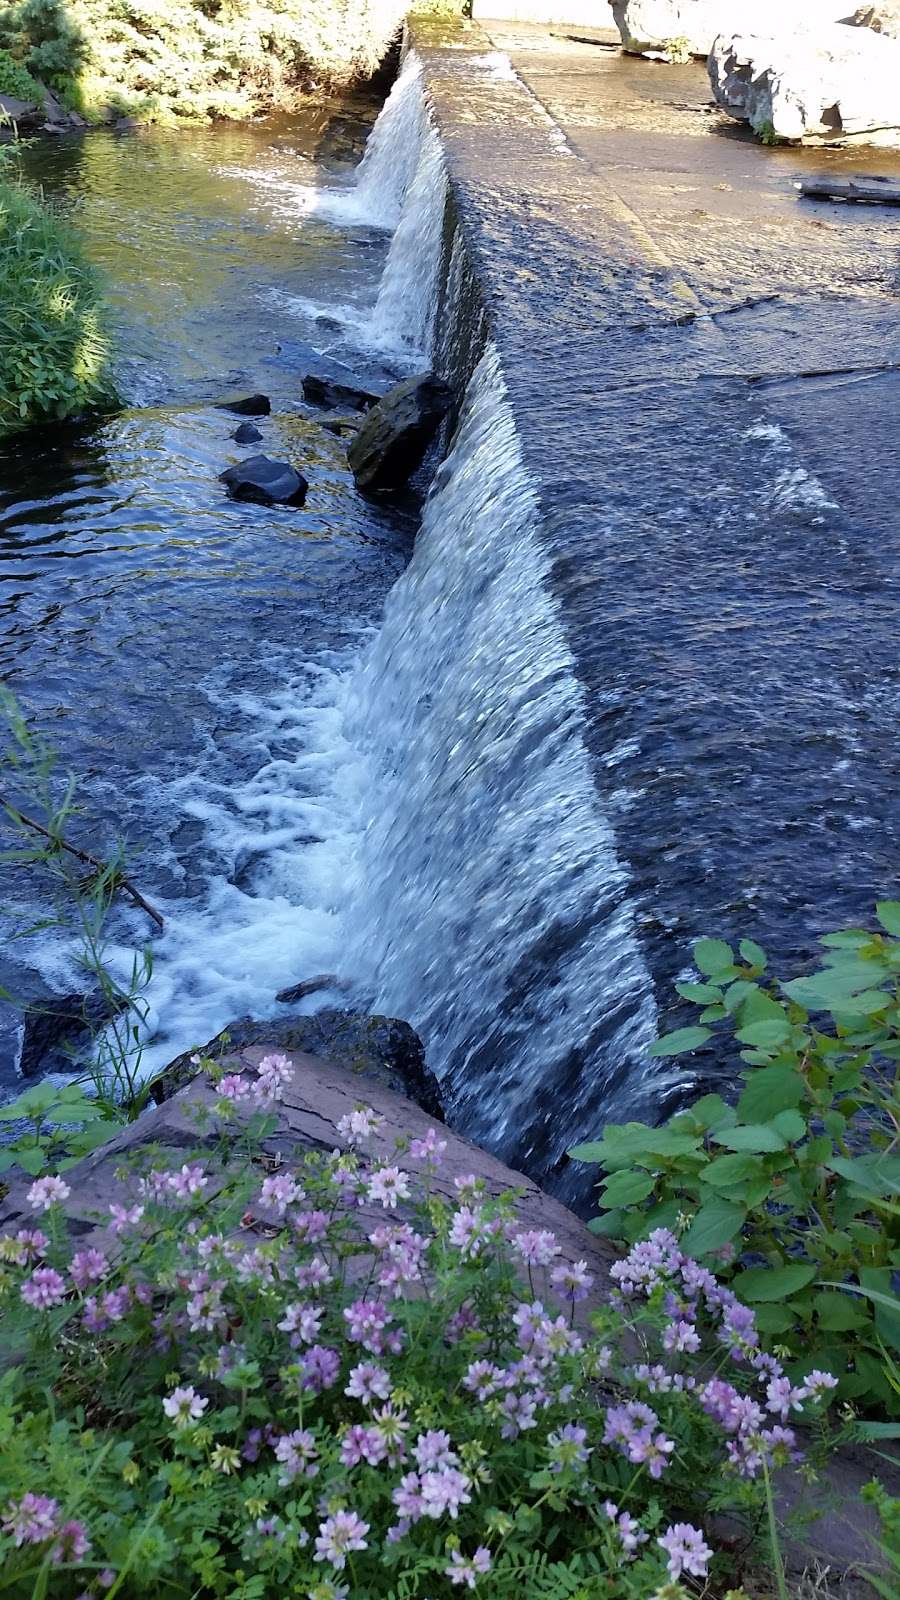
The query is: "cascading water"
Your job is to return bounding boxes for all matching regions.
[337,347,662,1196]
[370,120,448,356]
[347,51,427,228]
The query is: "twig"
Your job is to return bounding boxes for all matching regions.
[0,797,165,930]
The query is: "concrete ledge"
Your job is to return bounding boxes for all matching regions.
[471,0,615,26]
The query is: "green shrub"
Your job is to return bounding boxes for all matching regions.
[570,906,900,1417]
[0,1065,839,1596]
[0,43,40,100]
[0,0,408,123]
[0,181,112,433]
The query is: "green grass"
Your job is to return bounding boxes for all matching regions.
[0,181,113,435]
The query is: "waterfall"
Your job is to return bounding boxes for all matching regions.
[370,121,448,357]
[339,347,662,1198]
[352,52,428,229]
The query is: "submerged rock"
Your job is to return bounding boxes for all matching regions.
[151,1009,443,1120]
[710,23,900,144]
[231,420,264,444]
[612,0,851,56]
[215,394,271,417]
[219,454,309,507]
[348,374,451,496]
[19,991,128,1079]
[318,412,362,436]
[302,373,380,412]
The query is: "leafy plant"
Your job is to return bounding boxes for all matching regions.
[0,1060,839,1596]
[0,179,113,434]
[0,44,40,99]
[0,1079,122,1177]
[662,35,691,63]
[570,910,900,1416]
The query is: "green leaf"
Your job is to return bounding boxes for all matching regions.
[827,1155,900,1197]
[739,939,768,968]
[648,1027,711,1058]
[753,1303,797,1334]
[601,1169,656,1207]
[693,938,735,977]
[852,1421,900,1441]
[675,982,723,1004]
[771,1109,806,1142]
[814,1292,868,1332]
[736,1065,806,1122]
[681,1198,745,1256]
[876,901,900,936]
[712,1123,787,1153]
[732,1263,818,1302]
[701,1152,765,1187]
[735,1019,792,1049]
[568,1142,606,1163]
[14,1144,46,1175]
[587,1213,623,1236]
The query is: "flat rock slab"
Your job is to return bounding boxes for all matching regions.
[219,454,309,507]
[710,23,900,144]
[0,1048,618,1302]
[302,373,380,412]
[612,0,852,57]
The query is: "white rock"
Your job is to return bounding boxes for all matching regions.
[710,22,900,144]
[611,0,852,57]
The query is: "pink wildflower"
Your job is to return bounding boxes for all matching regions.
[657,1523,713,1580]
[26,1175,70,1212]
[2,1493,59,1546]
[445,1547,491,1589]
[314,1510,369,1570]
[366,1166,411,1210]
[336,1106,383,1145]
[69,1249,108,1291]
[21,1267,66,1310]
[162,1386,208,1427]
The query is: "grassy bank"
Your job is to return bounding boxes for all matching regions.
[0,0,430,124]
[0,181,112,435]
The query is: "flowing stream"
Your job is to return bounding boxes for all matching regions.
[1,58,662,1199]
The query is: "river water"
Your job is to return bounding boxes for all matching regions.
[0,90,422,1087]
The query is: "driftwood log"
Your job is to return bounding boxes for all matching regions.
[799,174,900,205]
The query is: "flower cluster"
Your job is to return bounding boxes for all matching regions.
[0,1099,836,1599]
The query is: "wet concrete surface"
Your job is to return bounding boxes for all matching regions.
[410,17,900,1047]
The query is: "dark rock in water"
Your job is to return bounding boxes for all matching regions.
[19,991,128,1079]
[151,1009,443,1120]
[219,454,308,508]
[231,420,264,444]
[302,374,380,413]
[348,374,452,496]
[214,394,271,417]
[276,974,345,1004]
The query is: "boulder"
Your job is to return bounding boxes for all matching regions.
[214,394,271,417]
[710,23,900,144]
[302,373,380,412]
[612,0,852,57]
[347,374,452,496]
[218,454,308,507]
[230,420,263,444]
[275,974,345,1003]
[848,0,900,33]
[18,991,128,1079]
[0,93,39,125]
[149,1009,443,1121]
